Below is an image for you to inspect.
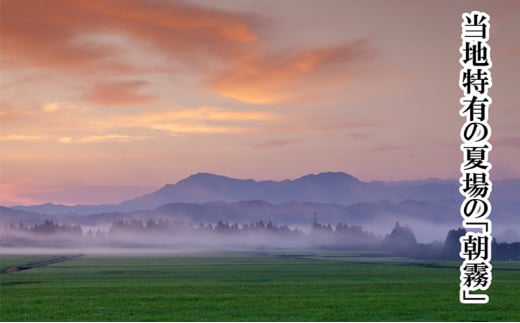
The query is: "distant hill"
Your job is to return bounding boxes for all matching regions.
[7,202,115,216]
[0,206,48,225]
[2,170,519,242]
[0,199,461,226]
[118,172,369,211]
[152,199,461,227]
[6,173,519,234]
[116,172,467,212]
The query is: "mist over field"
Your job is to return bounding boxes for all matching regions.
[1,172,519,260]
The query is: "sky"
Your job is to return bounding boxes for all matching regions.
[0,0,519,206]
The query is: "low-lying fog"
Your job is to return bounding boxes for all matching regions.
[1,218,518,258]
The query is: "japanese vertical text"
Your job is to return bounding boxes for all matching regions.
[458,10,493,304]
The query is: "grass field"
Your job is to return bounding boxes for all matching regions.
[0,252,519,321]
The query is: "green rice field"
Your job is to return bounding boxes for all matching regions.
[1,252,519,321]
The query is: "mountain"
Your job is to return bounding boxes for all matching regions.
[118,172,367,211]
[8,172,519,220]
[118,171,466,212]
[7,202,117,216]
[0,206,48,225]
[0,199,463,227]
[152,199,461,226]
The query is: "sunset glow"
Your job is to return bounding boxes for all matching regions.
[1,0,519,205]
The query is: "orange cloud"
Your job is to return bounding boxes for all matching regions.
[211,39,376,104]
[0,134,44,142]
[1,1,117,70]
[0,103,28,122]
[0,103,276,143]
[122,107,277,124]
[191,107,276,122]
[81,1,258,44]
[83,80,155,106]
[1,1,377,107]
[1,98,367,144]
[59,134,151,144]
[42,102,87,113]
[116,107,276,135]
[0,0,259,72]
[149,124,247,135]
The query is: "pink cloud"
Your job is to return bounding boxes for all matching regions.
[1,1,378,106]
[0,0,259,72]
[83,80,155,106]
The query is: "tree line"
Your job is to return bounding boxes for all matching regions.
[2,218,519,260]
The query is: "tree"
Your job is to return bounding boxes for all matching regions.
[384,222,418,257]
[442,228,466,260]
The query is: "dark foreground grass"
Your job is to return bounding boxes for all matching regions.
[0,252,519,321]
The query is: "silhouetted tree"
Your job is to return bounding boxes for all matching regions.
[384,222,418,257]
[442,228,466,260]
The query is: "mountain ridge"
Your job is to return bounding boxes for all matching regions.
[6,172,519,217]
